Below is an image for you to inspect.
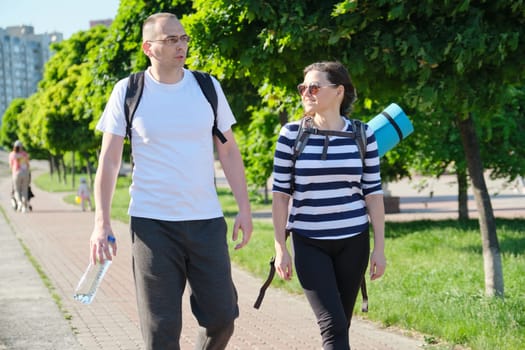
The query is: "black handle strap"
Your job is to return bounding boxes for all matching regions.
[253,257,276,309]
[360,277,368,312]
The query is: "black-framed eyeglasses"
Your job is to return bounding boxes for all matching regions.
[297,83,337,96]
[147,35,191,45]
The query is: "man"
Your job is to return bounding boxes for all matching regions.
[90,12,253,350]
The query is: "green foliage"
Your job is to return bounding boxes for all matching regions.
[240,107,280,191]
[0,98,26,149]
[482,86,525,179]
[332,1,525,183]
[181,0,525,191]
[14,93,50,160]
[2,0,525,208]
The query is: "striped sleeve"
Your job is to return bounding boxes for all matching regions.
[272,122,299,195]
[362,124,383,196]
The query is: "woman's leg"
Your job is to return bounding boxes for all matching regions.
[333,232,370,326]
[13,173,23,210]
[19,171,30,210]
[293,234,351,350]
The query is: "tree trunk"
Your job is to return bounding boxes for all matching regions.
[54,156,62,183]
[279,110,288,126]
[457,168,469,221]
[86,157,94,189]
[71,152,76,190]
[48,155,54,176]
[58,155,67,184]
[458,113,504,297]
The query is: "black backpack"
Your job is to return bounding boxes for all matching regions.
[123,70,227,144]
[290,116,367,193]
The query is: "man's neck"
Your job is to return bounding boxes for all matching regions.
[148,66,184,84]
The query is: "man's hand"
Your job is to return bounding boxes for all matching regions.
[90,228,117,265]
[232,211,253,250]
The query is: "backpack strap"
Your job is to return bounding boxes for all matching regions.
[289,117,313,194]
[124,71,145,141]
[191,70,228,144]
[123,70,228,144]
[351,119,367,164]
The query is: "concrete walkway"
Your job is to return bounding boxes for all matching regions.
[0,157,523,349]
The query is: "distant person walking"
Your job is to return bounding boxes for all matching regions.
[9,140,31,213]
[89,12,252,350]
[77,177,92,211]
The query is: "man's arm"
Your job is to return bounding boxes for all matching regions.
[215,129,253,249]
[90,132,124,264]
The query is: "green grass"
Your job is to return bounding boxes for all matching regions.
[35,172,525,350]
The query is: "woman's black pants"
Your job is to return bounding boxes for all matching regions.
[292,231,370,350]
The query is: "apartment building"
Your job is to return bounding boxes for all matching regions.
[0,25,62,120]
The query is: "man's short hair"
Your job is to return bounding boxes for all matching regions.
[142,13,179,41]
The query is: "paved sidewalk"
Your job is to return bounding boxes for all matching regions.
[1,158,523,349]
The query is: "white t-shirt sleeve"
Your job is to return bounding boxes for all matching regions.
[211,76,236,133]
[96,78,129,137]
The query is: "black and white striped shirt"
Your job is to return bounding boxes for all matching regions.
[272,117,383,240]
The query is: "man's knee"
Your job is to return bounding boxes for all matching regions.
[195,320,234,350]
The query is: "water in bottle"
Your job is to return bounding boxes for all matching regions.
[73,235,115,304]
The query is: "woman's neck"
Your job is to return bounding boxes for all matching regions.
[313,114,345,130]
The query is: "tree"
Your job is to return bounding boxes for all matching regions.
[183,0,525,297]
[0,98,26,149]
[330,0,525,297]
[32,27,109,184]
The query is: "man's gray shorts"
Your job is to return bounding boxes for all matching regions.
[130,216,238,349]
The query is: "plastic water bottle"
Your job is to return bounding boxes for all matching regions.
[73,235,115,304]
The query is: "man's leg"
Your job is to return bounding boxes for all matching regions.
[185,217,238,350]
[131,217,188,350]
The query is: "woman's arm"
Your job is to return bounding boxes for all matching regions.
[365,194,386,280]
[272,191,293,280]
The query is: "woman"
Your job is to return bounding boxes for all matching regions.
[272,61,386,350]
[9,140,31,213]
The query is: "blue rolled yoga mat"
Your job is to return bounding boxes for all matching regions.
[367,103,414,157]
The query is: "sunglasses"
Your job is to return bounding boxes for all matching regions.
[297,83,337,95]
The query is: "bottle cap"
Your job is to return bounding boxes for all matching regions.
[108,235,116,243]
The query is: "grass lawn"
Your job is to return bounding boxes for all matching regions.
[35,172,525,350]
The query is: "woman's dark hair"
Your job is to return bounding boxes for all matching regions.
[303,61,357,116]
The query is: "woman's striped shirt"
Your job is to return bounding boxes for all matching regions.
[272,117,383,240]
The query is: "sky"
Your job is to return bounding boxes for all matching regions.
[0,0,121,39]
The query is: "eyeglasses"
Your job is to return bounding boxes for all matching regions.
[147,35,191,45]
[297,83,337,96]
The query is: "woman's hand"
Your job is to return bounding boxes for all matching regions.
[275,247,293,281]
[369,248,386,280]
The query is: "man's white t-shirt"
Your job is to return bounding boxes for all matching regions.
[96,68,236,221]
